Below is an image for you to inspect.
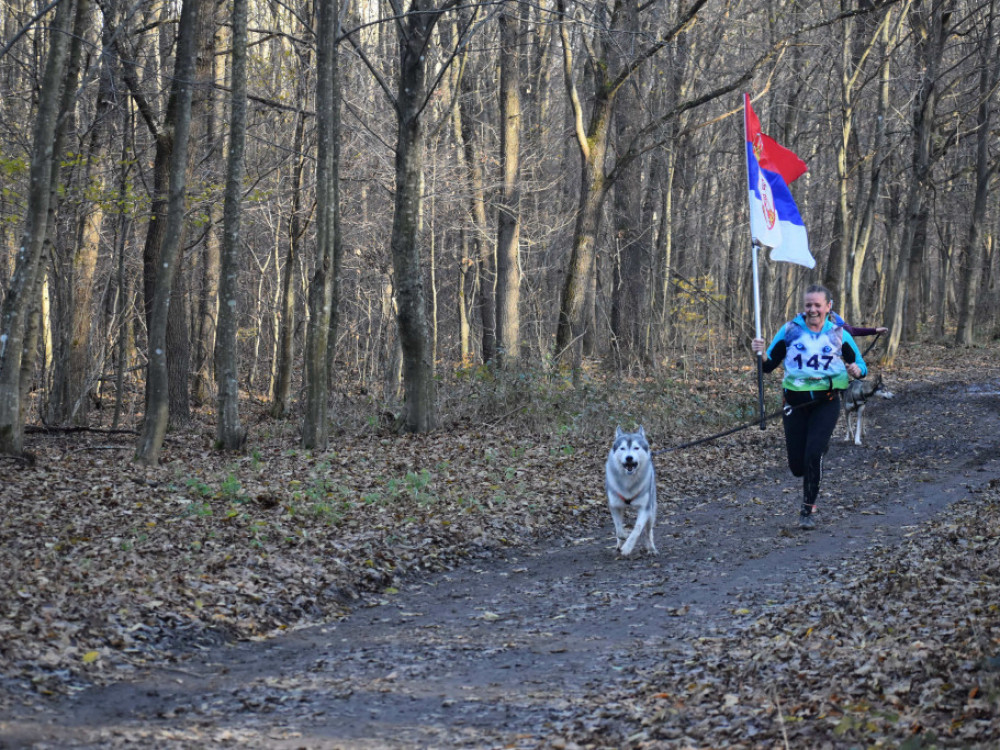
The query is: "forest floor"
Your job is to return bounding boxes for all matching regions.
[1,344,999,748]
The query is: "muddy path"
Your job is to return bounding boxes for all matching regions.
[3,376,999,749]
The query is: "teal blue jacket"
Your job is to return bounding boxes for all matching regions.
[761,315,868,392]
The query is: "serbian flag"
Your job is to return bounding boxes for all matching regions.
[744,93,814,268]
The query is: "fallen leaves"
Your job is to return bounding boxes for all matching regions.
[0,359,775,707]
[0,342,998,750]
[559,487,1000,748]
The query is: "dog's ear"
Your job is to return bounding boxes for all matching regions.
[615,425,624,438]
[637,425,646,439]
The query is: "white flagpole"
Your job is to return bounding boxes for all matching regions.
[745,94,767,430]
[752,241,766,429]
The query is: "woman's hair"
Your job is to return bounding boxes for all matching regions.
[804,283,833,304]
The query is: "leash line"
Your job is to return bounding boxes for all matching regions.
[651,413,779,455]
[861,331,882,358]
[651,397,829,456]
[655,334,880,456]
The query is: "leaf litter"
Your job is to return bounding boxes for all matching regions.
[0,343,998,749]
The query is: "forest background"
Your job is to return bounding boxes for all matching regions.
[1,0,999,742]
[0,0,997,461]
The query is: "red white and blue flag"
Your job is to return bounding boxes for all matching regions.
[744,93,814,269]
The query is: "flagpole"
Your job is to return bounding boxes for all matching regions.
[744,93,767,430]
[752,241,766,430]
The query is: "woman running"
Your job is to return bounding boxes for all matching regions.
[751,284,869,529]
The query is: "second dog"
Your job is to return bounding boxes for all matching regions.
[842,373,893,445]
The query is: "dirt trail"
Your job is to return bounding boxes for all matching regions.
[3,376,999,749]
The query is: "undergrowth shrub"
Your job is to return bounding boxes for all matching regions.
[251,343,775,442]
[433,356,769,444]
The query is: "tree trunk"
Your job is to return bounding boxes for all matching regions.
[270,104,307,418]
[884,2,952,362]
[215,0,249,450]
[388,0,446,432]
[457,228,472,363]
[111,152,132,431]
[457,62,495,365]
[0,0,75,455]
[166,270,191,422]
[848,7,901,325]
[115,0,196,427]
[825,0,857,309]
[553,0,614,369]
[609,0,646,366]
[192,0,221,406]
[495,9,522,368]
[554,0,712,370]
[135,0,200,464]
[302,0,341,449]
[655,146,675,345]
[48,0,100,426]
[955,0,998,346]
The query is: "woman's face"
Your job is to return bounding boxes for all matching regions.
[803,292,832,325]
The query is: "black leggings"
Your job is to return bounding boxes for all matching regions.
[781,390,841,507]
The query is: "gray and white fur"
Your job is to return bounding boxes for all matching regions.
[605,426,657,556]
[842,373,893,445]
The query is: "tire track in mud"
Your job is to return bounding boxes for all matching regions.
[3,378,1000,748]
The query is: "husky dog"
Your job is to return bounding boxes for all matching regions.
[605,426,657,556]
[842,373,893,445]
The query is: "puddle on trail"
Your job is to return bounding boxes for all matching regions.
[965,382,1000,396]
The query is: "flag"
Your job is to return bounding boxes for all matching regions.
[744,93,814,269]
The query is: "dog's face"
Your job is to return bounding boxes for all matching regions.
[609,426,650,476]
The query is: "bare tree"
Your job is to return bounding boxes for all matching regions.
[109,0,197,426]
[554,0,712,371]
[49,0,107,427]
[135,0,201,464]
[269,101,308,419]
[192,0,223,406]
[302,0,342,449]
[495,7,522,367]
[884,0,955,362]
[388,0,446,430]
[825,0,889,311]
[609,0,649,365]
[0,0,76,455]
[955,0,999,346]
[215,0,250,450]
[847,4,908,325]
[347,0,473,430]
[456,54,495,365]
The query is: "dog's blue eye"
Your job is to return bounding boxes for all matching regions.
[822,345,833,354]
[793,342,805,351]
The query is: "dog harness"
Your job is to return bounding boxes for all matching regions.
[615,484,651,505]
